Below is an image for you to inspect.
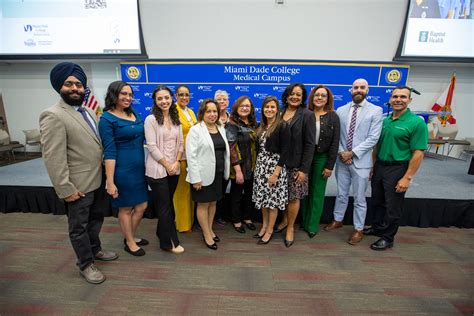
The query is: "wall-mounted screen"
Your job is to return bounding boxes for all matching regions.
[0,0,147,59]
[395,0,473,62]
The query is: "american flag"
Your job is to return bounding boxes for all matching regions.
[83,87,100,112]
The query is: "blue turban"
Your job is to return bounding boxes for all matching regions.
[49,62,87,93]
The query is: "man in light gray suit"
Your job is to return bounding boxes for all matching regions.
[324,78,383,245]
[40,62,118,284]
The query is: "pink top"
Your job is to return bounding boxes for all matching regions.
[163,127,178,162]
[144,114,184,179]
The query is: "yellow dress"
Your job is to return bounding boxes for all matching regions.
[174,104,197,232]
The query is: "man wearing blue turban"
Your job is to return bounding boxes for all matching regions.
[40,62,118,284]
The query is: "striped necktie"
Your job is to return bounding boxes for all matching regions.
[346,104,360,151]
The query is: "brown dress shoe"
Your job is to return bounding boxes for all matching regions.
[347,230,364,245]
[324,220,343,232]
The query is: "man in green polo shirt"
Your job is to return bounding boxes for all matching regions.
[364,86,428,251]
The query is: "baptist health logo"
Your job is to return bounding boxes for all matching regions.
[235,86,249,92]
[198,85,212,92]
[24,25,33,32]
[126,66,141,80]
[253,93,268,99]
[24,39,36,47]
[419,31,429,42]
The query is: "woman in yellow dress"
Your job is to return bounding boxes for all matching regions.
[173,84,197,232]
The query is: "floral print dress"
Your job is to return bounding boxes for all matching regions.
[252,132,288,210]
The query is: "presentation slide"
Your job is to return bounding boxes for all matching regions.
[401,0,473,58]
[0,0,143,56]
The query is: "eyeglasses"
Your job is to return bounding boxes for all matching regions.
[63,81,83,88]
[314,93,328,98]
[177,93,190,97]
[239,104,251,109]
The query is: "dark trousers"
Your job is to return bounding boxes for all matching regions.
[216,178,230,220]
[66,188,105,271]
[147,175,180,250]
[371,162,408,243]
[230,178,254,224]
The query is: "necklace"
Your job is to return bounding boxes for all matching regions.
[206,123,217,132]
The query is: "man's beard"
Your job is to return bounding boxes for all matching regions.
[352,92,366,104]
[61,90,85,106]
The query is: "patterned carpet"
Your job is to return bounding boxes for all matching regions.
[0,213,473,315]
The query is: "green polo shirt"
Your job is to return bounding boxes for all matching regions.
[376,108,428,162]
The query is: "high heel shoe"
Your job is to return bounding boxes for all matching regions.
[257,234,273,245]
[233,225,246,234]
[123,238,149,247]
[274,225,287,233]
[284,239,294,248]
[165,245,184,254]
[124,244,146,256]
[253,232,264,239]
[244,221,256,230]
[213,235,220,242]
[203,236,218,250]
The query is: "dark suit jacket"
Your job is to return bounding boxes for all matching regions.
[316,111,340,170]
[283,106,316,174]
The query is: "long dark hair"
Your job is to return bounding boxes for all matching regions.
[104,80,134,116]
[281,83,307,108]
[151,85,180,126]
[257,96,281,138]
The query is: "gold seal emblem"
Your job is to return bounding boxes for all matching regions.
[386,69,401,84]
[127,66,140,80]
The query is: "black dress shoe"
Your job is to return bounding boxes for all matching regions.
[363,227,381,237]
[244,222,256,230]
[234,225,246,233]
[204,240,218,250]
[124,238,149,246]
[284,239,294,248]
[370,238,393,251]
[257,234,273,245]
[213,235,220,242]
[253,233,264,239]
[124,244,146,256]
[307,232,317,239]
[137,238,149,246]
[273,225,287,233]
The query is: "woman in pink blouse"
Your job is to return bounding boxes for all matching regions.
[144,85,185,254]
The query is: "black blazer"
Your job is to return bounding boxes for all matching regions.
[257,121,289,167]
[283,106,316,174]
[316,111,340,170]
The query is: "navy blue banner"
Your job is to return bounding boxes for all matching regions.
[120,61,409,120]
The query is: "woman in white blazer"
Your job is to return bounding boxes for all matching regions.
[186,99,230,250]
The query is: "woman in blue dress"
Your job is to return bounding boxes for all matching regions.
[99,81,149,257]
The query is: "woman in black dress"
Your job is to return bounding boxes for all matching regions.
[186,99,230,250]
[226,96,258,234]
[276,83,316,247]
